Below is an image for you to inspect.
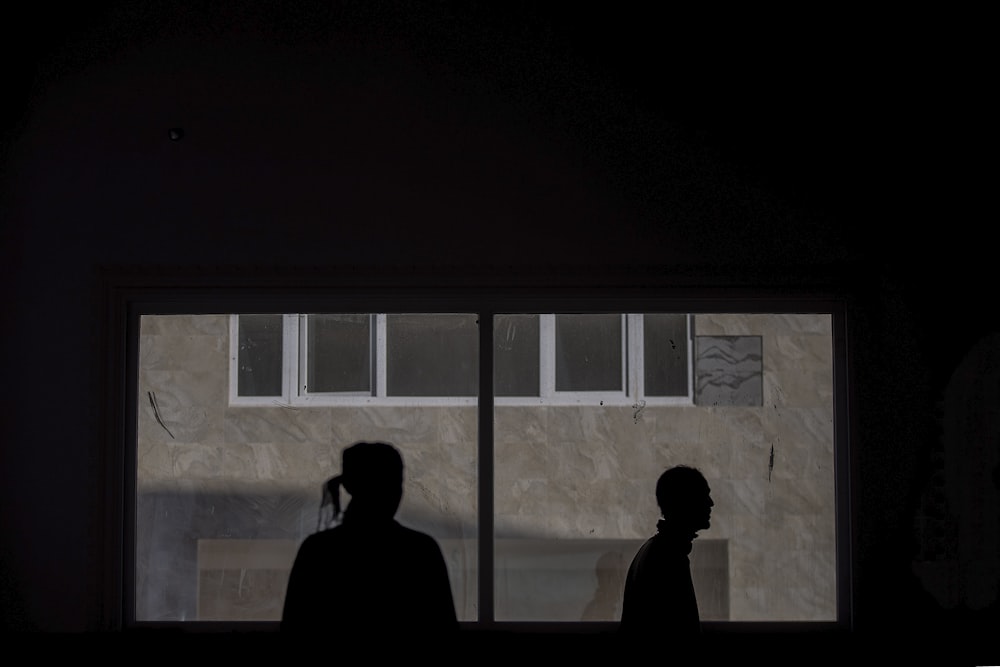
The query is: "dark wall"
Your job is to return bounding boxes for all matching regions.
[1,1,996,658]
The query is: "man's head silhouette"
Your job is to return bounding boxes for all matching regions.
[655,465,713,534]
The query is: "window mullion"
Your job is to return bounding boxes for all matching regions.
[375,314,387,397]
[539,314,555,398]
[284,314,298,404]
[686,314,694,399]
[478,310,495,625]
[628,313,643,400]
[298,314,308,397]
[620,313,627,396]
[228,315,240,404]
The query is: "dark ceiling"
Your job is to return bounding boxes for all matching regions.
[3,1,990,231]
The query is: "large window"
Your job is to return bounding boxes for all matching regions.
[126,297,848,631]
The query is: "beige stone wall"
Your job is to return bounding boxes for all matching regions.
[137,313,836,622]
[696,314,836,620]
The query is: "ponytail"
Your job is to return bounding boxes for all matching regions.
[317,475,344,530]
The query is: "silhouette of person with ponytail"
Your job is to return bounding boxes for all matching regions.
[281,441,459,634]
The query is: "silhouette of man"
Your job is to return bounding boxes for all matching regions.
[280,441,460,634]
[619,464,714,638]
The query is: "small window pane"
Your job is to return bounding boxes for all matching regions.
[237,314,282,396]
[306,314,371,393]
[555,314,621,392]
[494,314,539,397]
[387,314,479,396]
[643,313,689,396]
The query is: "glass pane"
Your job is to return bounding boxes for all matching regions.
[555,314,621,392]
[387,314,479,396]
[237,314,283,396]
[494,314,539,397]
[643,313,689,397]
[494,313,836,622]
[136,314,479,622]
[306,314,371,393]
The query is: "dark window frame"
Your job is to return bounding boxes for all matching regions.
[104,277,854,636]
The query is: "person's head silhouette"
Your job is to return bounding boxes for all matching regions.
[655,465,714,536]
[619,464,715,635]
[284,440,460,632]
[318,441,404,529]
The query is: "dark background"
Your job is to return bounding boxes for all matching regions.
[1,1,996,660]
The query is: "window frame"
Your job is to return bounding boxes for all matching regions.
[229,313,695,408]
[108,279,854,635]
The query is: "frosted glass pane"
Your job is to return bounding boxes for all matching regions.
[237,314,282,396]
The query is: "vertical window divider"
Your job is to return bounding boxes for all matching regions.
[628,313,643,399]
[687,314,695,400]
[284,314,298,403]
[295,314,307,396]
[539,314,555,399]
[620,313,628,395]
[375,314,387,398]
[228,314,240,404]
[368,313,377,397]
[478,309,495,626]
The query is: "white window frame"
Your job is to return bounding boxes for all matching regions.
[629,312,694,407]
[229,313,694,408]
